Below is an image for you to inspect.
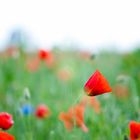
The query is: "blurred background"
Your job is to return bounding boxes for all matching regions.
[0,0,140,52]
[0,0,140,140]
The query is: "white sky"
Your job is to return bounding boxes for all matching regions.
[0,0,140,52]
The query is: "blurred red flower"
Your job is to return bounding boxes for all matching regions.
[59,104,88,132]
[0,112,14,130]
[38,49,51,60]
[129,121,140,140]
[38,49,55,68]
[0,131,15,140]
[84,69,112,96]
[35,104,50,119]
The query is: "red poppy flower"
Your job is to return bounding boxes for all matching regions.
[35,104,50,119]
[0,112,14,130]
[38,49,50,60]
[0,131,15,140]
[59,104,88,132]
[129,121,140,140]
[38,49,55,68]
[84,69,112,96]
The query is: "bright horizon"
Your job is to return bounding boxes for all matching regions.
[0,0,140,52]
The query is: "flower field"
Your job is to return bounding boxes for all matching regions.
[0,47,140,140]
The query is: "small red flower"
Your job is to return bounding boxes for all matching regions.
[38,49,50,60]
[0,131,15,140]
[84,69,112,96]
[35,104,50,119]
[0,112,14,130]
[129,121,140,140]
[38,49,55,68]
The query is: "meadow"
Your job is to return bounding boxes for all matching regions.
[0,47,140,140]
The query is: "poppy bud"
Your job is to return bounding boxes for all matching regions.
[84,69,112,96]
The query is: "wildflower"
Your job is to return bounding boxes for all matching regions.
[38,49,55,68]
[38,49,50,60]
[35,104,50,119]
[0,112,14,130]
[21,104,34,115]
[129,121,140,140]
[0,131,15,140]
[84,69,112,96]
[59,104,88,132]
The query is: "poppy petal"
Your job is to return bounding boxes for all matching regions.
[59,112,73,130]
[84,69,112,96]
[0,131,15,140]
[129,121,140,140]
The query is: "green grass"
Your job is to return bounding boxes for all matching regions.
[0,48,140,140]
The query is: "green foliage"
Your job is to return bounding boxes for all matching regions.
[122,48,140,92]
[0,49,139,140]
